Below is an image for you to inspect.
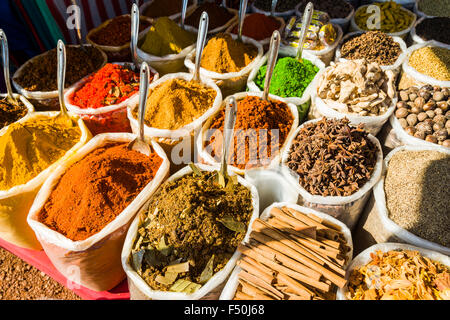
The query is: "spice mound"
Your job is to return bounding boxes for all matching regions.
[135,78,217,130]
[409,46,450,81]
[130,168,253,293]
[254,57,319,98]
[37,143,163,241]
[200,33,258,74]
[69,63,144,110]
[415,17,450,45]
[14,46,104,92]
[287,118,378,197]
[347,249,450,300]
[89,15,150,47]
[142,0,192,18]
[140,17,196,56]
[355,1,414,33]
[297,0,353,19]
[233,206,350,300]
[395,85,450,147]
[418,0,450,18]
[0,98,28,129]
[253,0,299,12]
[230,13,280,41]
[340,31,401,66]
[185,2,234,30]
[206,96,294,170]
[0,116,81,190]
[317,60,396,116]
[384,150,450,247]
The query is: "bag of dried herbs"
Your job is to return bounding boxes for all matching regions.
[123,164,258,299]
[281,118,383,229]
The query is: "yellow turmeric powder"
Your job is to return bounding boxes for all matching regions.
[0,116,81,190]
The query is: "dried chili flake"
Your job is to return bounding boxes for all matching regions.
[70,63,147,110]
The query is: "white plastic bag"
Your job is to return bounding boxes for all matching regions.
[27,133,170,291]
[295,3,354,33]
[247,47,326,107]
[350,4,417,40]
[0,112,91,249]
[280,118,384,230]
[184,34,263,97]
[224,14,286,47]
[335,31,408,72]
[196,91,299,175]
[121,163,260,300]
[314,95,397,136]
[64,62,159,135]
[400,41,450,88]
[389,112,450,152]
[336,242,450,300]
[139,0,198,21]
[372,145,450,256]
[219,202,354,300]
[136,25,198,76]
[11,45,107,110]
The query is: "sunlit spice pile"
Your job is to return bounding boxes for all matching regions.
[347,250,450,300]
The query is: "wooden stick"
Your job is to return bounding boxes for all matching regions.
[277,273,313,299]
[237,259,274,285]
[270,207,309,231]
[316,236,342,249]
[239,280,276,300]
[235,290,254,300]
[238,270,284,299]
[288,233,340,259]
[268,217,317,239]
[248,234,322,281]
[238,244,330,292]
[242,256,274,276]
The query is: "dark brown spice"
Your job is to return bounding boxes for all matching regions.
[0,98,28,129]
[415,17,450,45]
[185,2,234,30]
[297,0,353,19]
[286,118,378,197]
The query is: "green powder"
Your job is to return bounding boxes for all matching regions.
[254,57,319,98]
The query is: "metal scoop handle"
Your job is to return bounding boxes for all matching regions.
[193,12,209,82]
[137,62,150,142]
[296,2,314,61]
[0,30,15,102]
[131,3,140,68]
[220,96,237,177]
[237,0,248,41]
[57,40,69,116]
[263,30,280,101]
[181,0,189,29]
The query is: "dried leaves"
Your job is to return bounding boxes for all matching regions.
[287,118,378,197]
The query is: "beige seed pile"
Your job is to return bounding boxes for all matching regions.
[409,46,450,81]
[384,150,450,247]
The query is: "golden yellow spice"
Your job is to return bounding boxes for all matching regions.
[0,116,81,190]
[409,46,450,81]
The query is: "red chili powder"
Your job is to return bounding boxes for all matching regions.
[70,63,147,109]
[37,143,163,241]
[231,13,280,41]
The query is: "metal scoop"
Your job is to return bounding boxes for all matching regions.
[296,2,314,62]
[193,11,209,82]
[56,40,74,125]
[237,0,248,41]
[127,62,152,156]
[181,0,189,29]
[131,3,141,69]
[0,29,18,105]
[262,30,280,101]
[71,0,89,55]
[270,0,278,16]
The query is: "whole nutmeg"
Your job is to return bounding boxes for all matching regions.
[396,101,407,109]
[395,107,409,118]
[405,126,416,136]
[425,135,437,143]
[433,91,444,102]
[410,106,421,114]
[446,110,450,120]
[436,101,448,112]
[409,93,418,101]
[406,113,418,126]
[414,130,425,140]
[433,122,444,132]
[446,120,450,128]
[417,112,428,122]
[423,101,435,111]
[399,90,409,101]
[442,88,449,98]
[426,110,435,119]
[422,84,433,91]
[398,118,408,129]
[435,108,443,115]
[418,89,431,101]
[414,97,425,109]
[443,139,450,148]
[434,114,446,124]
[435,129,448,141]
[416,122,432,134]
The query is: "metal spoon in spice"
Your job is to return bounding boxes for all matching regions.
[128,62,152,156]
[130,3,141,69]
[0,30,18,105]
[237,0,249,41]
[181,0,189,29]
[262,30,281,101]
[296,1,314,62]
[70,0,89,55]
[271,0,278,16]
[215,96,237,187]
[193,12,209,82]
[56,40,74,126]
